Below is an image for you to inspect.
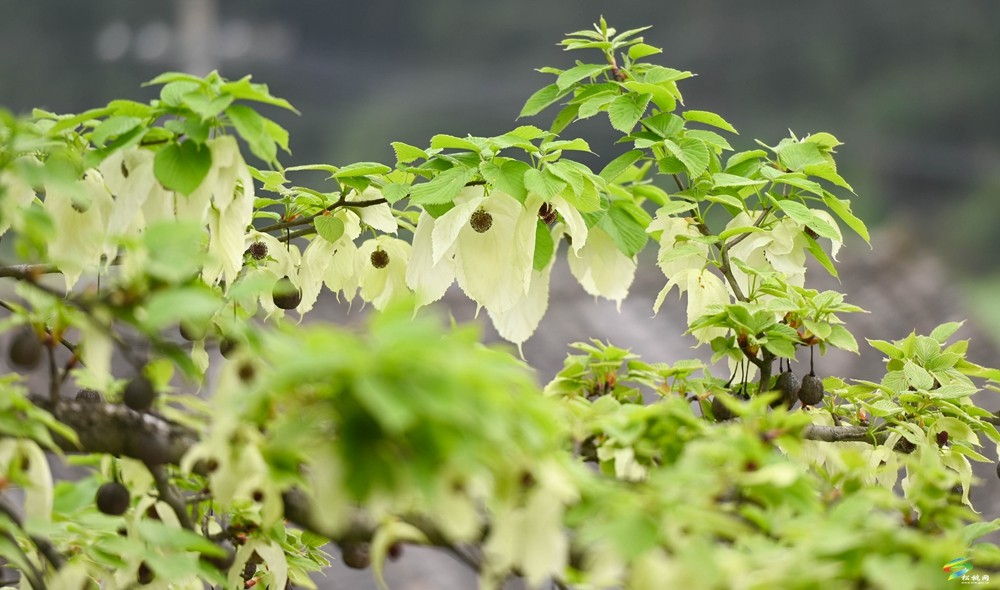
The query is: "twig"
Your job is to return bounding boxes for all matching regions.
[46,343,59,406]
[256,195,388,236]
[149,465,196,531]
[0,263,59,279]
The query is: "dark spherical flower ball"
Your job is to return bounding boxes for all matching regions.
[469,209,493,233]
[370,249,390,269]
[773,371,801,408]
[712,394,736,421]
[248,241,269,261]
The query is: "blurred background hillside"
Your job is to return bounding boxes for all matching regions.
[3,2,1000,587]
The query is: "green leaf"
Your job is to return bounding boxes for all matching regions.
[533,219,555,271]
[220,76,299,113]
[143,221,208,282]
[332,162,391,178]
[628,43,662,60]
[718,226,765,242]
[776,142,827,171]
[430,134,482,153]
[226,104,276,164]
[664,138,710,178]
[160,81,202,108]
[777,200,839,241]
[183,91,234,120]
[826,324,858,353]
[711,172,766,188]
[556,64,611,90]
[683,110,738,134]
[381,182,410,204]
[391,141,428,164]
[804,233,838,278]
[685,129,732,152]
[314,215,345,244]
[607,93,651,133]
[598,201,650,257]
[480,159,530,202]
[408,166,475,205]
[91,116,143,146]
[822,192,870,243]
[520,83,568,118]
[524,168,566,201]
[576,91,619,119]
[622,81,675,112]
[599,149,644,183]
[930,321,964,344]
[550,103,581,134]
[144,71,210,88]
[153,140,213,196]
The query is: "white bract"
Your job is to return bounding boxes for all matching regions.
[567,225,636,309]
[298,210,362,314]
[44,172,114,290]
[428,186,535,315]
[200,136,256,287]
[356,235,411,311]
[487,226,563,352]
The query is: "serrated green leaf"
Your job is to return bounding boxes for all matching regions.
[480,159,530,202]
[804,233,839,279]
[777,141,827,171]
[183,91,234,120]
[520,83,569,118]
[598,201,650,257]
[91,116,143,147]
[524,168,566,201]
[226,104,276,164]
[557,64,611,90]
[712,173,766,188]
[430,134,482,153]
[381,182,410,204]
[577,91,619,119]
[628,43,662,60]
[221,76,299,113]
[930,321,964,344]
[685,129,732,152]
[408,166,475,205]
[599,149,644,182]
[664,138,710,178]
[314,215,345,244]
[391,141,428,164]
[866,399,904,417]
[826,324,858,353]
[822,192,870,243]
[683,110,738,134]
[153,140,212,196]
[144,71,210,88]
[332,162,391,178]
[607,93,651,132]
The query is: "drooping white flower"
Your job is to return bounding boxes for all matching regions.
[350,187,398,234]
[44,172,114,289]
[0,164,37,236]
[525,192,587,256]
[297,210,362,313]
[356,235,411,311]
[686,268,730,344]
[647,212,709,293]
[201,136,255,287]
[242,230,302,318]
[99,147,157,238]
[487,225,562,351]
[405,210,456,308]
[567,225,636,309]
[431,186,535,315]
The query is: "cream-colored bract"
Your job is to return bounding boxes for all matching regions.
[429,186,535,315]
[44,171,114,290]
[356,235,411,311]
[567,225,637,309]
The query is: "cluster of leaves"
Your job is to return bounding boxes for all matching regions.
[0,16,999,590]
